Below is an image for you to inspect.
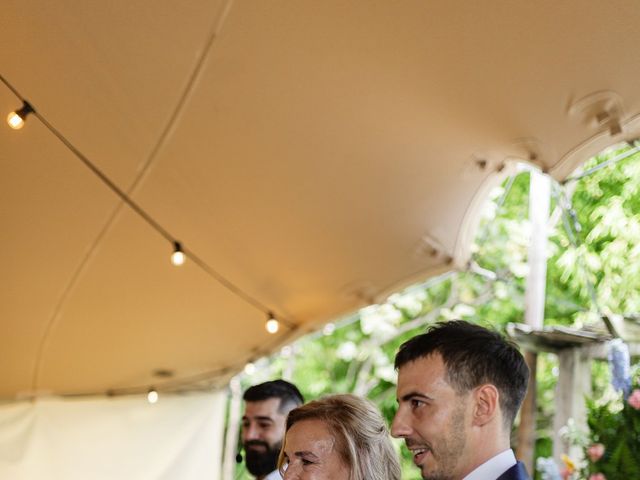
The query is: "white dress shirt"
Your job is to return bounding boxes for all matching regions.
[263,469,282,480]
[463,449,517,480]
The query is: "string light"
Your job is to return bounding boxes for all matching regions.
[147,388,158,404]
[0,74,300,396]
[244,362,256,375]
[322,323,335,336]
[171,241,185,266]
[7,101,34,130]
[265,312,279,334]
[280,345,292,357]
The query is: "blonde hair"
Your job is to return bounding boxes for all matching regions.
[278,394,401,480]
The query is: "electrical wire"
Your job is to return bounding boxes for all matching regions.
[562,141,640,184]
[1,66,298,397]
[0,72,292,322]
[552,182,604,319]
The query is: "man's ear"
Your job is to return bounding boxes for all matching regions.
[472,384,499,427]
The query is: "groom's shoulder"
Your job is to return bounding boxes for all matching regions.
[496,461,530,480]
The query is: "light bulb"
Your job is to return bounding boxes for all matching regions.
[7,102,34,130]
[147,389,158,404]
[171,250,185,266]
[323,323,335,336]
[244,362,256,375]
[281,345,292,357]
[266,317,279,334]
[7,112,24,129]
[171,241,185,266]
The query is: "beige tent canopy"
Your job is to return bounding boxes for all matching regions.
[3,0,640,400]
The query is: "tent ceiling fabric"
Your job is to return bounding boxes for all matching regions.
[3,0,640,399]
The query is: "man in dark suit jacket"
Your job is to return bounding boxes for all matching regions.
[498,461,530,480]
[392,321,531,480]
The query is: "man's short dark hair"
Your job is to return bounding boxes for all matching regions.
[395,320,529,428]
[243,379,304,413]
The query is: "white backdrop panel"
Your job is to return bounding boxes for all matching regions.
[0,392,225,480]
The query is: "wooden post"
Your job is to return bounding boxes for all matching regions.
[222,376,242,480]
[553,347,591,465]
[516,170,550,473]
[282,345,296,381]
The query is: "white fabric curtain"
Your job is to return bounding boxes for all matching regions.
[0,391,226,480]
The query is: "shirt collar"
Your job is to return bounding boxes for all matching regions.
[262,470,283,480]
[463,449,516,480]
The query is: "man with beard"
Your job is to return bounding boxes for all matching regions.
[391,321,531,480]
[241,380,304,480]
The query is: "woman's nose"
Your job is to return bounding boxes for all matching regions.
[283,463,300,479]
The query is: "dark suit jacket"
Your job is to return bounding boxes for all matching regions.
[496,461,530,480]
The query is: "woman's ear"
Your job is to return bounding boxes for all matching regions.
[472,384,499,427]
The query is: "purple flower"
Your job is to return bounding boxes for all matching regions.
[608,339,631,398]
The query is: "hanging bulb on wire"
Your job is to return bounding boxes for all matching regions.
[323,323,335,336]
[265,312,279,334]
[147,388,158,404]
[7,101,34,130]
[171,241,185,266]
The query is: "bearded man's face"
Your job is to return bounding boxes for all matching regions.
[242,398,288,477]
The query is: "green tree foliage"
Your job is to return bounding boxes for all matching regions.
[550,144,640,331]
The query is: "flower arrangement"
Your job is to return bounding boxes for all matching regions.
[580,343,640,479]
[561,454,577,479]
[538,342,639,480]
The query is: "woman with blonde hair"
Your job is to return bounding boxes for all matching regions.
[278,394,401,480]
